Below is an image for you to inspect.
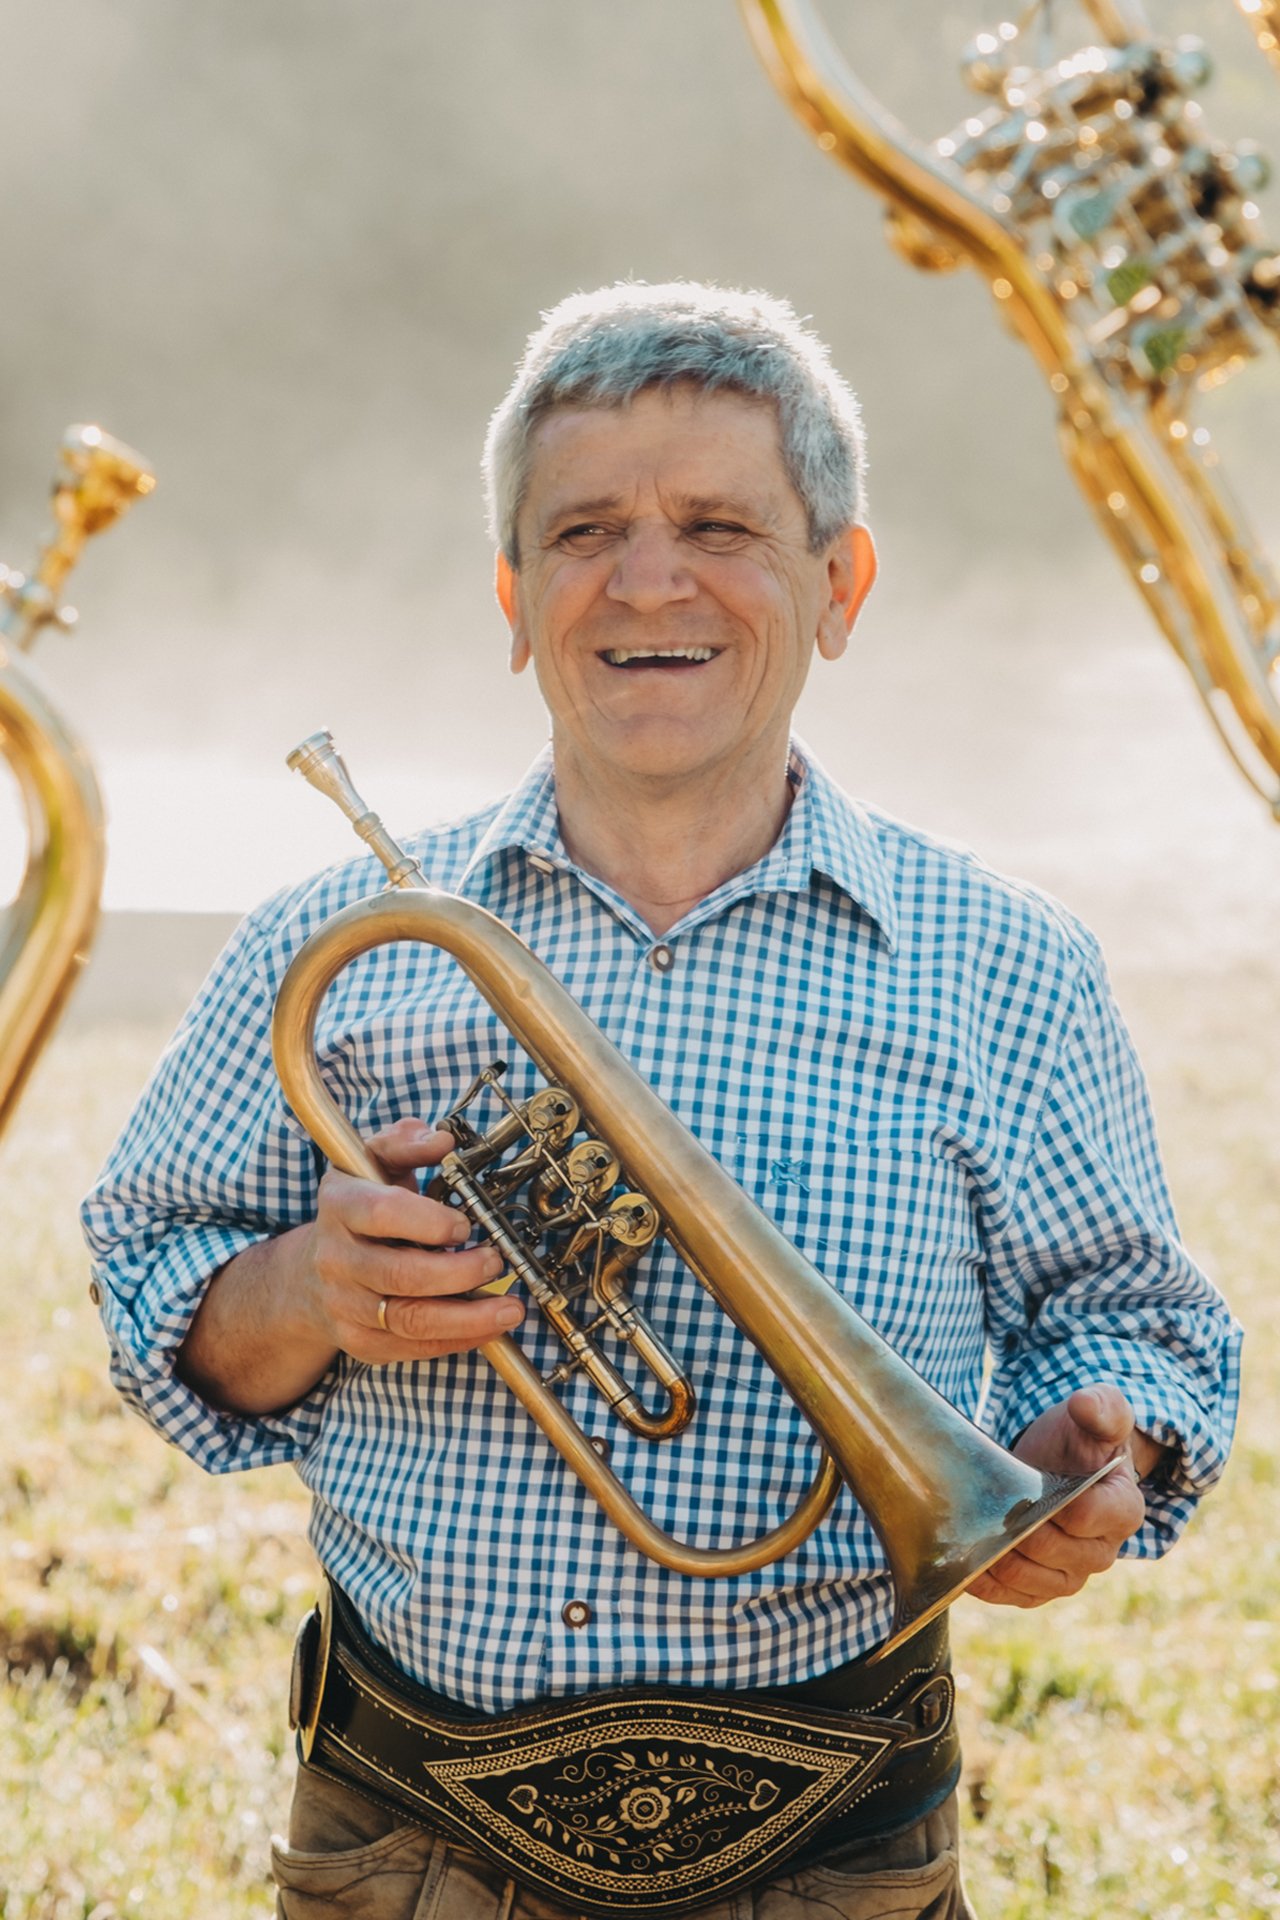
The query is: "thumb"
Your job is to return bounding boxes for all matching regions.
[367,1122,455,1191]
[1068,1385,1135,1450]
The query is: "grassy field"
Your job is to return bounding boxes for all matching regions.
[0,964,1276,1918]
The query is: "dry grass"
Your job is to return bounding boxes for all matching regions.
[1,1024,311,1918]
[0,963,1275,1917]
[953,964,1280,1919]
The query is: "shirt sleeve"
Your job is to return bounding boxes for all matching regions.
[80,897,332,1474]
[979,937,1243,1557]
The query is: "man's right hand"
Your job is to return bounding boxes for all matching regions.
[176,1120,526,1417]
[304,1121,525,1363]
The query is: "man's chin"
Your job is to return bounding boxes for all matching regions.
[573,721,732,788]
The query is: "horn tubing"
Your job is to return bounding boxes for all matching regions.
[0,425,154,1137]
[272,896,842,1575]
[739,0,1076,363]
[0,649,105,1140]
[272,889,1113,1627]
[740,0,1280,803]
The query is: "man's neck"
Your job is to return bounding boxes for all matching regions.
[551,743,797,936]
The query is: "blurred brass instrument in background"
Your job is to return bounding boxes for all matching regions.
[0,427,154,1138]
[273,732,1113,1657]
[741,0,1280,816]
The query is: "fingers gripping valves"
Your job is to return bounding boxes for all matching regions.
[434,1063,692,1440]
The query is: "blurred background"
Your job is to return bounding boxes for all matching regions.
[3,0,1278,1007]
[3,7,1279,1913]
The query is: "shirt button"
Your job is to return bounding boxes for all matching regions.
[649,944,673,973]
[561,1599,592,1630]
[88,1280,102,1306]
[587,1435,611,1463]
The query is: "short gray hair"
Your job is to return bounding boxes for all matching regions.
[483,281,867,566]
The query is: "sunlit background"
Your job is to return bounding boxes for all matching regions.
[2,0,1278,984]
[3,9,1279,1910]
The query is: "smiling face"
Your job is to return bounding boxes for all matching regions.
[496,384,876,798]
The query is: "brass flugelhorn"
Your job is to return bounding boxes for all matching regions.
[0,427,154,1138]
[273,732,1113,1658]
[741,0,1280,816]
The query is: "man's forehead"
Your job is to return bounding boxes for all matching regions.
[530,382,780,449]
[521,386,793,519]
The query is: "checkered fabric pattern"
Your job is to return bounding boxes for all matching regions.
[83,745,1241,1712]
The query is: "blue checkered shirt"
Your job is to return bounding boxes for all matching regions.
[83,745,1241,1712]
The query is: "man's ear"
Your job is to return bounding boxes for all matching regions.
[816,524,878,663]
[495,552,531,674]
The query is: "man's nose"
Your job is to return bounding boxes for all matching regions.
[606,525,697,612]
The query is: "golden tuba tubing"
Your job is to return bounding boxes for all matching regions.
[740,0,1280,816]
[272,733,1114,1659]
[0,427,154,1138]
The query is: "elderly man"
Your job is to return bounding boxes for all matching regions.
[84,283,1239,1920]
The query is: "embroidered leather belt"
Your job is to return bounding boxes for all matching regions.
[289,1579,959,1917]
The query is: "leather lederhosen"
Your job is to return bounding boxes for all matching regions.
[289,1579,960,1917]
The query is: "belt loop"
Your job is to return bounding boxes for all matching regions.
[410,1829,452,1920]
[897,1673,955,1748]
[293,1580,334,1764]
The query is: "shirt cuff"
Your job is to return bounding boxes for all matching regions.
[95,1221,335,1473]
[984,1352,1234,1558]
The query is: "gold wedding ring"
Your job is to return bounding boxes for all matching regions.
[377,1297,390,1332]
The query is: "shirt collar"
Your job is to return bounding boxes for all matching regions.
[457,744,566,884]
[763,742,900,952]
[457,739,899,953]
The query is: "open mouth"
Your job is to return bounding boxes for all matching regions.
[601,647,718,670]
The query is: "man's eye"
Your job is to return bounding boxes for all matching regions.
[556,524,613,550]
[687,521,749,547]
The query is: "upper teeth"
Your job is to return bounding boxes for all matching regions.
[604,647,715,664]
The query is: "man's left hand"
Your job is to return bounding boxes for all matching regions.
[966,1386,1162,1610]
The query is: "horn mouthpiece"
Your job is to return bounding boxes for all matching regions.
[287,731,425,889]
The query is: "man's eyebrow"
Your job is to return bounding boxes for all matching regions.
[536,494,626,528]
[671,492,770,521]
[538,490,772,527]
